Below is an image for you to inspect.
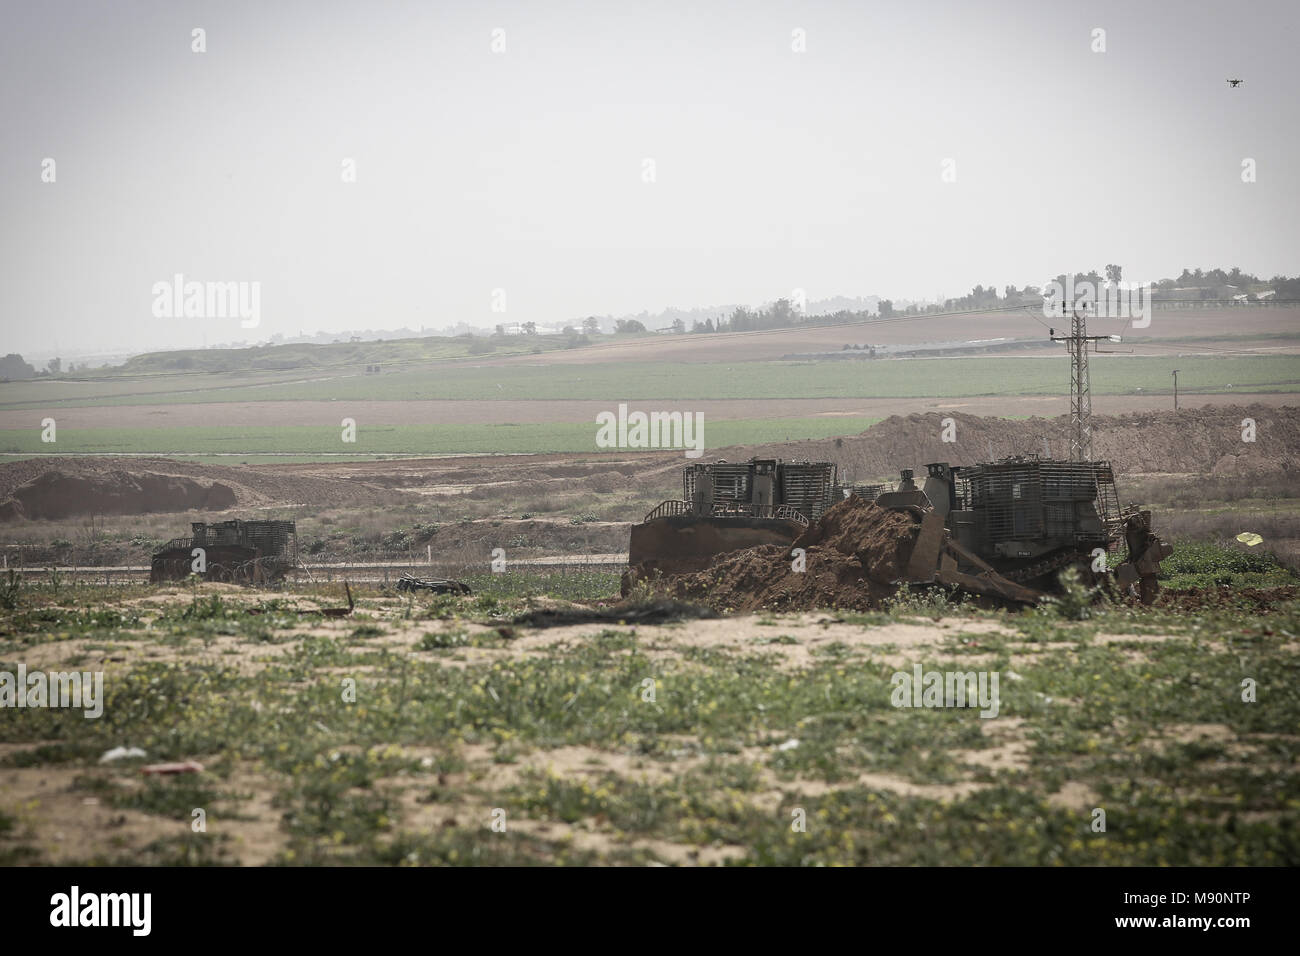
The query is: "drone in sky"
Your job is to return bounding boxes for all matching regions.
[1226,78,1244,88]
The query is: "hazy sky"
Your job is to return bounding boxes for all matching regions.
[2,0,1296,358]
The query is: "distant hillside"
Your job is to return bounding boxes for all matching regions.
[116,332,586,374]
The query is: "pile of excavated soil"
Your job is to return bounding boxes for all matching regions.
[0,470,236,521]
[643,496,920,612]
[728,403,1298,481]
[791,494,920,582]
[0,457,404,522]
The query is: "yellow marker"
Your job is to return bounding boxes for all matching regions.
[1236,532,1263,547]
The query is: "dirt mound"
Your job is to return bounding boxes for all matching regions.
[0,457,405,522]
[653,544,897,613]
[792,495,920,582]
[0,470,236,521]
[724,403,1299,481]
[640,497,920,612]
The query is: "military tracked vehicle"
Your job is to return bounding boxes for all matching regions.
[628,459,837,577]
[151,519,298,585]
[629,455,1170,602]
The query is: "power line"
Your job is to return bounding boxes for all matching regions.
[1119,340,1288,355]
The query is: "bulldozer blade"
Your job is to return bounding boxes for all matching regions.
[628,514,806,576]
[875,489,931,511]
[904,510,946,581]
[941,536,1002,575]
[935,552,1043,605]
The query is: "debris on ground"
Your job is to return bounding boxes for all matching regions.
[319,581,355,617]
[99,747,147,763]
[514,598,718,628]
[396,574,471,595]
[141,761,205,775]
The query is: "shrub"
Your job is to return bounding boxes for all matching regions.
[0,570,20,610]
[1040,567,1101,621]
[419,630,469,650]
[885,583,963,617]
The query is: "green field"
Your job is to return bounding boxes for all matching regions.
[2,356,1296,409]
[0,416,883,460]
[1,574,1296,866]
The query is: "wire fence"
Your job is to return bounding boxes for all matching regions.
[3,550,628,587]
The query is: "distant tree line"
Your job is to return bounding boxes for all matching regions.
[683,265,1300,336]
[0,353,83,381]
[8,265,1294,382]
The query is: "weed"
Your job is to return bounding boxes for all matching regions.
[0,570,21,610]
[419,630,470,650]
[1037,567,1103,621]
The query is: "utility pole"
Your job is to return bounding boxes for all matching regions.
[1171,369,1180,411]
[1049,305,1113,462]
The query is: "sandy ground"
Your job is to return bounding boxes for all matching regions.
[4,597,1277,866]
[0,609,1061,865]
[2,391,1293,430]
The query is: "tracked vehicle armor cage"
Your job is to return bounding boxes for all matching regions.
[151,519,298,584]
[849,483,892,501]
[191,519,297,558]
[685,462,753,506]
[781,462,839,520]
[953,457,1122,551]
[682,459,838,521]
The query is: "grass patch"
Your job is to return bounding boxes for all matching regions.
[1,581,1296,865]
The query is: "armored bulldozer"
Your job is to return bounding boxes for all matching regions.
[900,457,1171,600]
[628,458,837,577]
[628,455,1171,603]
[151,519,297,585]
